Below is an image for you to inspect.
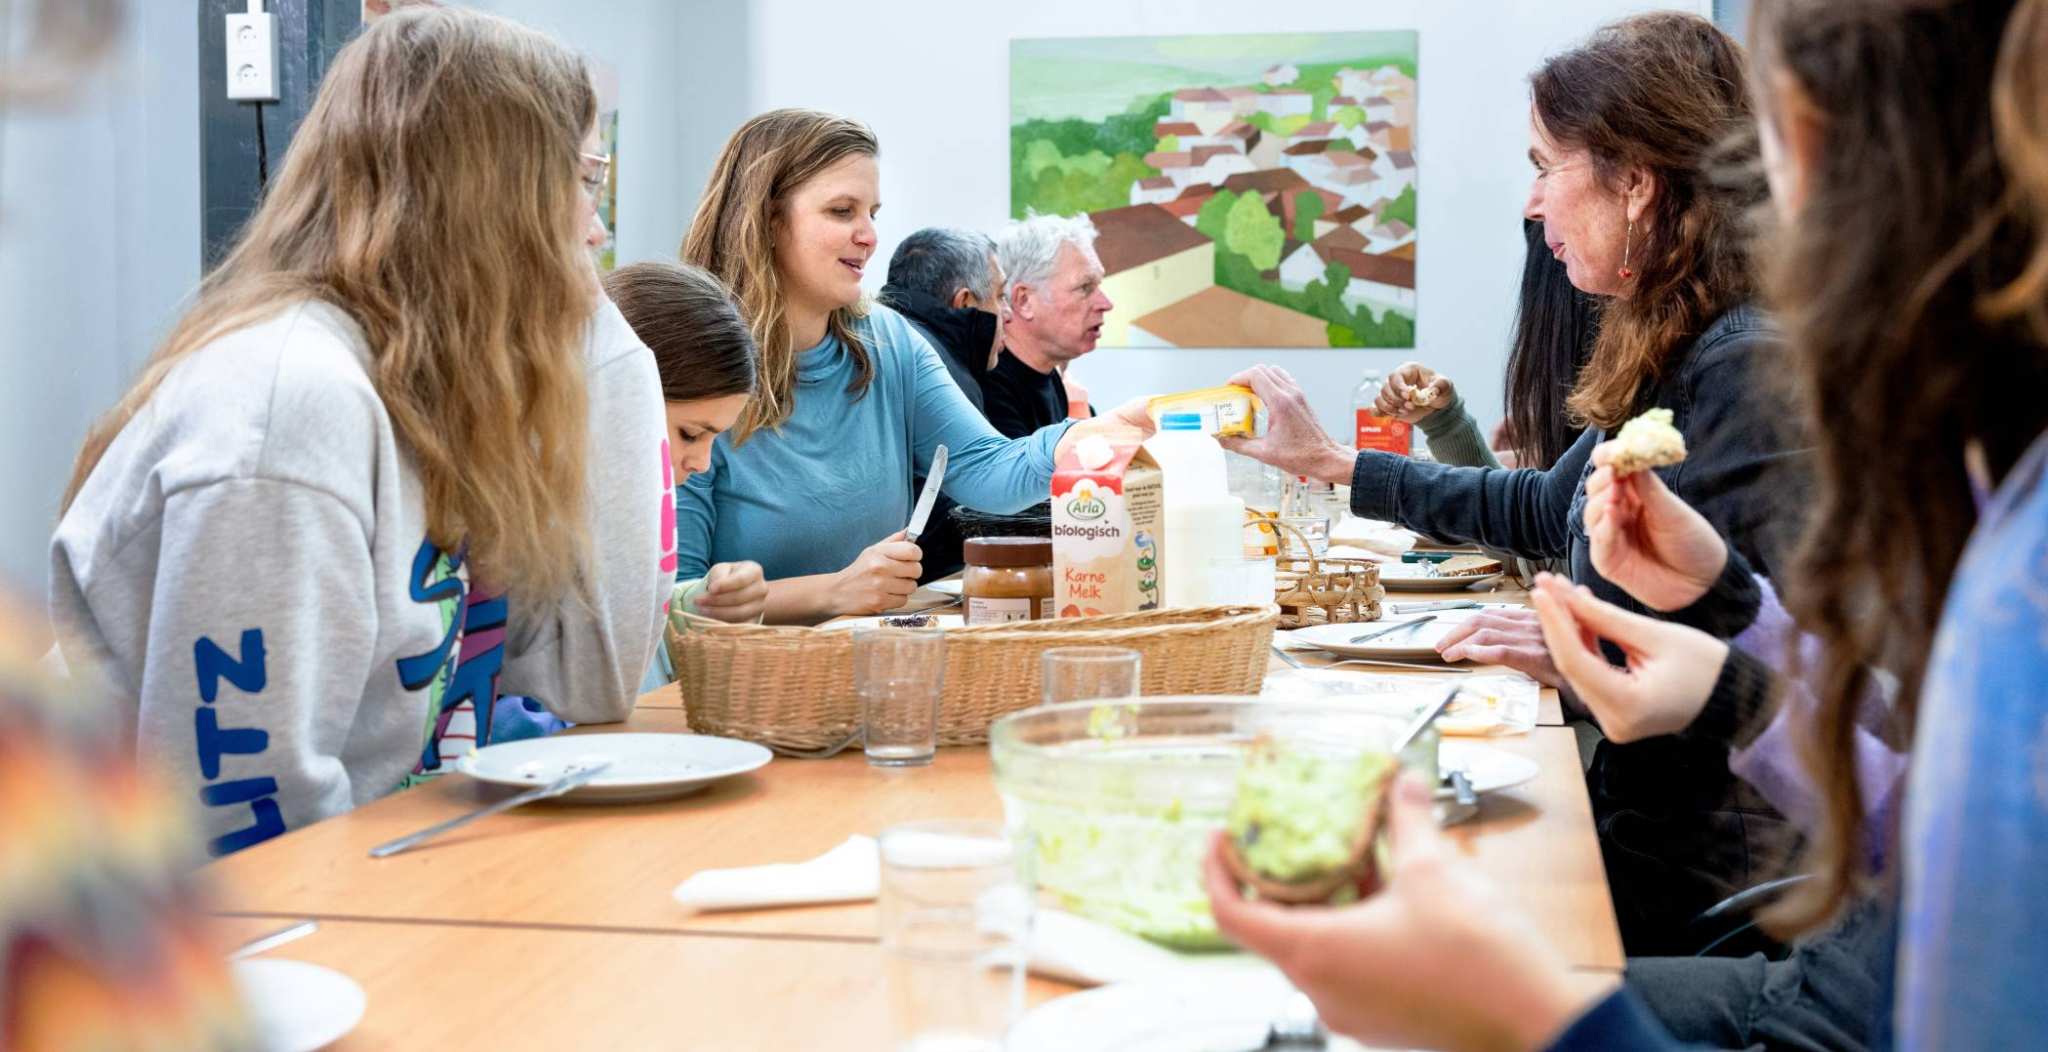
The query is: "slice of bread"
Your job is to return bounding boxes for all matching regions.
[1609,407,1688,475]
[1436,554,1502,577]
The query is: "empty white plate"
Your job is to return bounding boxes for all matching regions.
[1010,964,1388,1052]
[458,733,771,804]
[1287,608,1516,662]
[233,959,366,1052]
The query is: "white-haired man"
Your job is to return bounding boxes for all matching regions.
[990,213,1113,438]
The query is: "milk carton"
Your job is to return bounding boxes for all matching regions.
[1052,434,1163,617]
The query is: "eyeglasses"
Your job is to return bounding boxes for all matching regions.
[580,151,611,201]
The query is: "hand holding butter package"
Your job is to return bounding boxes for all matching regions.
[1052,434,1162,617]
[1146,385,1262,438]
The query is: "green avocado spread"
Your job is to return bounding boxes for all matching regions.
[1227,741,1396,883]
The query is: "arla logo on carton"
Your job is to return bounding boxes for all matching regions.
[1052,434,1162,617]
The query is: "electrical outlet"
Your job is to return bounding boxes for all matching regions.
[225,11,279,102]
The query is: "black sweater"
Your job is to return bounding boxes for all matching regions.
[1350,304,1811,954]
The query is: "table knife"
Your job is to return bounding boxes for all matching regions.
[369,760,612,859]
[905,445,948,544]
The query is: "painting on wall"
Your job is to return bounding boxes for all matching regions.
[1011,31,1417,349]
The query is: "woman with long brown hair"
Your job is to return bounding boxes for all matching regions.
[47,7,672,856]
[1203,0,2048,1047]
[676,109,1150,625]
[1228,11,1799,955]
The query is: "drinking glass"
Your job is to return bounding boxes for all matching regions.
[880,820,1033,1052]
[857,627,945,767]
[1040,646,1141,706]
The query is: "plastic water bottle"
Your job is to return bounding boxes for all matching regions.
[1352,367,1412,457]
[1145,413,1246,608]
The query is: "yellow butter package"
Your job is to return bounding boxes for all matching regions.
[1146,384,1262,438]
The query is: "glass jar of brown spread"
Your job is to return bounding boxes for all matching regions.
[961,537,1055,625]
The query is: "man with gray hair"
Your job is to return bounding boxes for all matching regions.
[878,227,1007,412]
[990,212,1113,439]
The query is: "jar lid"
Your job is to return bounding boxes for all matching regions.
[964,536,1053,568]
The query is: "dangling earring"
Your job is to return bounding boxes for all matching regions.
[1618,217,1635,280]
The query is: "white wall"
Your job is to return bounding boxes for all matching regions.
[0,0,201,597]
[465,0,746,271]
[747,0,1708,438]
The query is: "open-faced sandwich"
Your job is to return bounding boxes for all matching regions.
[1607,407,1688,476]
[1406,383,1439,410]
[1220,736,1399,904]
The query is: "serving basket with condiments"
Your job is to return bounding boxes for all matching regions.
[665,603,1278,752]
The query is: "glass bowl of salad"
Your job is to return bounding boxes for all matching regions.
[989,697,1413,950]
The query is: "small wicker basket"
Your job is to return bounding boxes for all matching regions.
[1263,520,1386,629]
[666,605,1277,752]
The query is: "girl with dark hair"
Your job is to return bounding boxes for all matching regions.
[1371,220,1595,473]
[1227,12,1800,955]
[1203,0,2048,1048]
[604,260,767,628]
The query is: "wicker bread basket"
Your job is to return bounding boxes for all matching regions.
[666,605,1278,751]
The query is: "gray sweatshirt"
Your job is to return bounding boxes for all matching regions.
[50,299,671,857]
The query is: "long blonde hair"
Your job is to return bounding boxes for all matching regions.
[62,7,598,601]
[681,108,877,444]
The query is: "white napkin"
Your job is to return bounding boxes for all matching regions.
[1329,516,1418,556]
[671,835,879,913]
[1029,909,1256,987]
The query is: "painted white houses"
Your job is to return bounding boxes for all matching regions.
[1169,87,1236,134]
[1277,235,1415,310]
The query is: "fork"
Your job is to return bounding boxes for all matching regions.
[768,730,861,760]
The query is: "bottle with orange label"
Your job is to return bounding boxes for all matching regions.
[1351,367,1412,457]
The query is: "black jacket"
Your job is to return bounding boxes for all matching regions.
[878,287,999,580]
[1351,303,1813,955]
[878,286,996,413]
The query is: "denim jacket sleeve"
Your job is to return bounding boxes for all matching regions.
[1349,426,1594,559]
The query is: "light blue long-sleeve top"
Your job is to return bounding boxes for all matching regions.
[1894,424,2048,1048]
[675,304,1071,584]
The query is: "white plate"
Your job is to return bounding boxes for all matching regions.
[233,959,366,1052]
[924,579,963,597]
[1376,567,1506,592]
[819,613,965,632]
[1438,739,1540,796]
[1010,964,1391,1052]
[457,733,771,804]
[1286,608,1513,662]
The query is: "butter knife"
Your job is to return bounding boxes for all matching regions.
[228,919,318,961]
[905,445,949,544]
[1389,600,1481,615]
[1350,614,1436,644]
[368,760,613,859]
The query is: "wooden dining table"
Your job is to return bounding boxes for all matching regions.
[206,579,1620,1050]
